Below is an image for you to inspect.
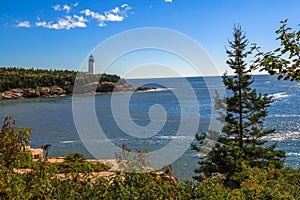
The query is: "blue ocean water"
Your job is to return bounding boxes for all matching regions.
[0,75,299,181]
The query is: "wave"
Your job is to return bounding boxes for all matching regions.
[156,135,194,140]
[270,92,290,100]
[60,140,77,144]
[262,131,300,141]
[196,152,208,158]
[141,88,172,93]
[287,152,300,157]
[272,114,300,118]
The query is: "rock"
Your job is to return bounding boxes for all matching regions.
[63,85,73,94]
[163,175,178,185]
[13,168,33,174]
[24,88,40,98]
[1,89,24,99]
[50,87,66,96]
[96,82,116,93]
[150,171,165,176]
[47,157,65,163]
[25,146,43,159]
[39,87,51,97]
[0,82,155,100]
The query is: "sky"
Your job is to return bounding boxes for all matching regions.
[0,0,299,78]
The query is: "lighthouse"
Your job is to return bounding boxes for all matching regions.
[88,54,95,74]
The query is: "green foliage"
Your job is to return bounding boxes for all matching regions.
[0,67,124,92]
[115,144,150,173]
[1,161,300,199]
[192,26,285,187]
[229,166,298,199]
[64,152,86,163]
[0,67,77,92]
[99,73,126,84]
[51,152,109,173]
[0,115,298,200]
[254,19,300,81]
[0,116,32,169]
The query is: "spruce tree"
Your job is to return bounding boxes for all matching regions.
[192,26,286,186]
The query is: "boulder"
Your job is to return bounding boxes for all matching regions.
[1,89,23,99]
[50,87,66,96]
[24,88,40,98]
[25,146,43,159]
[39,87,51,97]
[96,82,115,93]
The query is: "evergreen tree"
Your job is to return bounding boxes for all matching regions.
[192,26,285,186]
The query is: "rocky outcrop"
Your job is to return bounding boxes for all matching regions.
[96,82,116,93]
[74,81,155,94]
[25,146,43,160]
[150,170,178,185]
[0,87,68,100]
[0,82,155,100]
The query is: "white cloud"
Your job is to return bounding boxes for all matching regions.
[16,21,30,28]
[53,4,61,11]
[122,4,132,11]
[73,15,86,22]
[105,13,124,22]
[80,9,106,20]
[36,21,47,27]
[165,0,173,2]
[18,3,132,30]
[81,4,132,27]
[111,7,120,14]
[98,22,106,27]
[63,5,71,13]
[53,4,72,13]
[36,15,87,30]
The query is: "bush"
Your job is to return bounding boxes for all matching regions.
[0,116,32,169]
[50,152,109,173]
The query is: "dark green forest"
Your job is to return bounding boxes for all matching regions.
[0,67,123,92]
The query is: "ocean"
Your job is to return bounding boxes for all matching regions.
[0,75,299,181]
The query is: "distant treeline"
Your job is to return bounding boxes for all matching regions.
[0,67,124,92]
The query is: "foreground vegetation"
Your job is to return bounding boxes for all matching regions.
[1,116,300,199]
[1,162,300,199]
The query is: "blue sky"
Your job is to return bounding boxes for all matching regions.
[0,0,299,77]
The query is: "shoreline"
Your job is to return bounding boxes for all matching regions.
[0,82,158,100]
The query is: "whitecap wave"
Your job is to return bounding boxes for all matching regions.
[196,152,208,158]
[141,88,172,93]
[287,152,300,157]
[156,135,194,140]
[273,114,300,118]
[60,140,77,144]
[270,92,289,100]
[262,131,300,141]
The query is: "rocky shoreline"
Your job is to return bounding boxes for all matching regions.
[0,82,154,100]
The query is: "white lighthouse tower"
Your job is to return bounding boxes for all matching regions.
[88,54,95,74]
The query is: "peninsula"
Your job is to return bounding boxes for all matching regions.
[0,67,152,100]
